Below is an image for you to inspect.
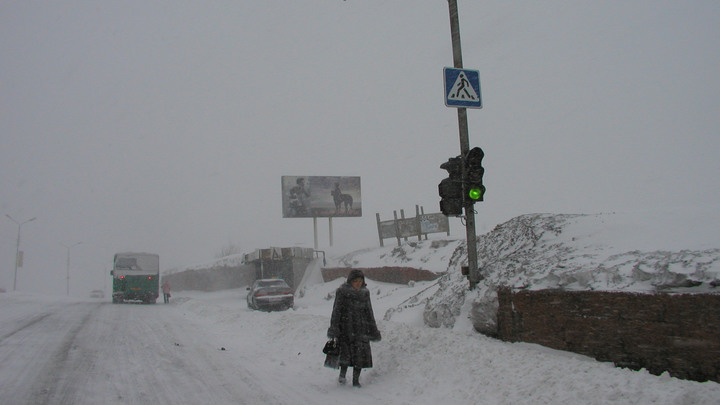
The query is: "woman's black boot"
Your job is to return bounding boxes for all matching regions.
[352,367,362,387]
[338,366,347,384]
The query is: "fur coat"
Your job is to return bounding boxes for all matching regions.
[327,270,381,368]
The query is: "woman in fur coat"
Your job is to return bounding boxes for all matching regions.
[327,269,381,387]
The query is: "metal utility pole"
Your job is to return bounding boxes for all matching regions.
[447,0,480,289]
[61,242,82,296]
[5,215,36,291]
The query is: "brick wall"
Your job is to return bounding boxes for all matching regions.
[496,288,720,383]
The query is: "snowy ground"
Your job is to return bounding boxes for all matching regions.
[2,280,718,404]
[2,210,719,404]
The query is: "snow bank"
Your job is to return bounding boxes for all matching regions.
[327,211,720,335]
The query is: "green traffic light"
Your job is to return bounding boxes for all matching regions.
[468,187,484,200]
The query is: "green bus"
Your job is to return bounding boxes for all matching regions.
[111,252,160,304]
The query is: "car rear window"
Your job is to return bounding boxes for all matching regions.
[257,280,288,288]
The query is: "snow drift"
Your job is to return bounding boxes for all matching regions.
[331,211,720,335]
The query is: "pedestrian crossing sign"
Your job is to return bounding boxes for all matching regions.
[444,67,482,109]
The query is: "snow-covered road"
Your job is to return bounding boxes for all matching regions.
[1,288,719,405]
[0,295,307,404]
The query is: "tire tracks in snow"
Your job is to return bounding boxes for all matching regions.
[28,304,99,405]
[0,301,98,405]
[0,312,52,343]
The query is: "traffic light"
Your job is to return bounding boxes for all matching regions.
[438,156,464,216]
[465,147,485,203]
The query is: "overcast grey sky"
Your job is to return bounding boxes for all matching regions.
[2,1,719,295]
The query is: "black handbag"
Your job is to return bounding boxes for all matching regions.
[323,340,340,369]
[323,340,339,355]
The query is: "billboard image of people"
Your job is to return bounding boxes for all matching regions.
[282,176,362,218]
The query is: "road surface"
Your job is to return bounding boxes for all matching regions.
[0,296,310,404]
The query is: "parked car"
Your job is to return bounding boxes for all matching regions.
[90,289,104,298]
[246,279,294,311]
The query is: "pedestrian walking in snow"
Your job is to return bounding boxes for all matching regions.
[327,269,381,387]
[161,280,171,304]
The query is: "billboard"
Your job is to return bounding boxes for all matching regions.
[378,213,449,240]
[281,176,362,218]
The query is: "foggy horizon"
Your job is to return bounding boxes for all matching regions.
[2,1,719,296]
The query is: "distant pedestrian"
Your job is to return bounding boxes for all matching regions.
[327,269,381,387]
[161,280,171,303]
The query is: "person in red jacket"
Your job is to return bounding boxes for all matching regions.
[327,269,381,387]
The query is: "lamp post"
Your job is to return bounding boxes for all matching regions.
[61,242,82,296]
[5,215,36,291]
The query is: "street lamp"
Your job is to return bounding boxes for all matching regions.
[5,215,36,291]
[61,242,82,296]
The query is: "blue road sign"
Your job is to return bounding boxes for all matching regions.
[444,67,482,109]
